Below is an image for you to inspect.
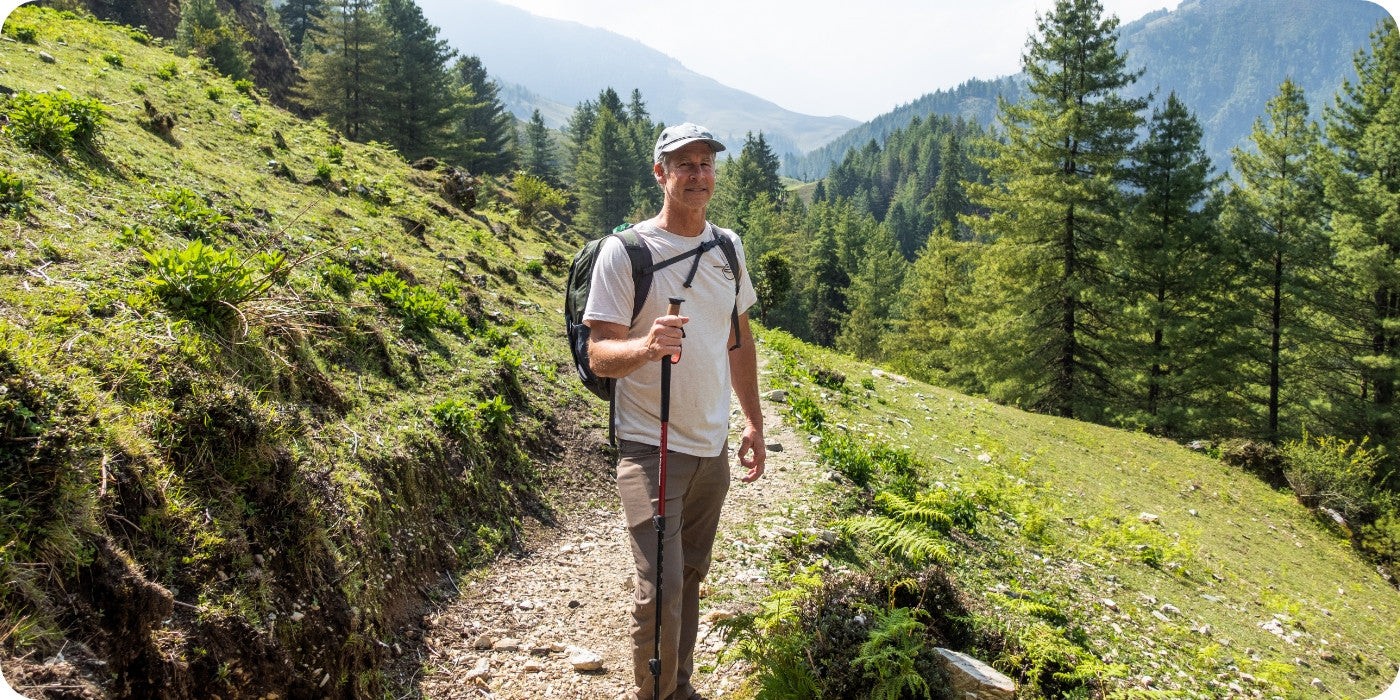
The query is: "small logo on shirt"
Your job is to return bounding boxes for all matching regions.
[714,263,735,281]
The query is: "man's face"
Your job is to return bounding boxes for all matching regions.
[656,141,716,209]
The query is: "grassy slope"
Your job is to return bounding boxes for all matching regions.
[0,7,609,697]
[757,333,1399,698]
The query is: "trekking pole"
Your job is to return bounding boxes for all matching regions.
[651,297,683,700]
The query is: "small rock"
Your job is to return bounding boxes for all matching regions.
[38,51,55,63]
[463,657,490,681]
[1311,678,1326,692]
[522,659,545,673]
[1160,604,1180,616]
[492,637,521,652]
[762,389,788,402]
[567,647,604,672]
[473,634,495,649]
[977,453,992,463]
[1100,598,1119,612]
[1196,624,1212,636]
[701,610,735,624]
[1140,512,1160,524]
[765,442,784,453]
[517,600,535,610]
[289,611,305,622]
[568,600,581,609]
[1320,650,1337,662]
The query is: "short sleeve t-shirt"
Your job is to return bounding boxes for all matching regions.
[582,220,757,457]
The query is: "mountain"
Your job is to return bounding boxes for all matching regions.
[413,0,858,160]
[790,0,1391,179]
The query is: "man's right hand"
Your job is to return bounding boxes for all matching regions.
[646,313,689,362]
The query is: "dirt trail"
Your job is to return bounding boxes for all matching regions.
[399,388,828,699]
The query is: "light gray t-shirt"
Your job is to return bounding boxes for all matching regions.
[583,220,758,457]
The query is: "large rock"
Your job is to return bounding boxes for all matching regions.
[935,648,1016,699]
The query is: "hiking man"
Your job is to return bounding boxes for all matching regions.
[583,123,766,700]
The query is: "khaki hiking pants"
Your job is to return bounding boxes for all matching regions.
[616,439,730,700]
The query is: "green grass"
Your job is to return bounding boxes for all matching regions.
[741,328,1399,699]
[0,6,600,695]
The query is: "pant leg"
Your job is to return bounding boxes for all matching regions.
[617,440,703,700]
[674,446,730,699]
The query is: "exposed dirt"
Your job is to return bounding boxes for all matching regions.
[390,389,828,699]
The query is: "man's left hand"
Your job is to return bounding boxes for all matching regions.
[737,425,765,483]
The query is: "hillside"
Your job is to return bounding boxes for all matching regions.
[0,7,611,697]
[793,0,1390,179]
[411,0,859,161]
[0,7,1398,700]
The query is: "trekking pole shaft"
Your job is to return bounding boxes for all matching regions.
[650,297,683,698]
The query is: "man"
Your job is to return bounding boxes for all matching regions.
[583,123,766,700]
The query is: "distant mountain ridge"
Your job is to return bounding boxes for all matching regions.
[414,0,858,159]
[789,0,1390,178]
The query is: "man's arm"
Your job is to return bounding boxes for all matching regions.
[586,314,688,379]
[729,312,765,482]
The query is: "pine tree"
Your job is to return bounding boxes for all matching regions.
[301,0,385,142]
[1114,92,1238,435]
[1227,79,1328,442]
[884,233,984,392]
[278,0,324,57]
[523,109,558,183]
[573,108,635,232]
[1323,19,1400,444]
[924,129,969,239]
[808,204,851,347]
[451,55,515,175]
[175,0,253,80]
[374,0,456,160]
[713,132,785,229]
[965,0,1144,419]
[837,223,907,360]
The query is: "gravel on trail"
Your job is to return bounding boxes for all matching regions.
[396,388,827,699]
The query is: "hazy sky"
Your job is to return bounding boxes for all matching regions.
[0,1,1396,120]
[475,0,1400,121]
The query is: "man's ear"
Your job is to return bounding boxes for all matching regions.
[653,161,665,185]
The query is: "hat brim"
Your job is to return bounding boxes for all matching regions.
[654,137,726,163]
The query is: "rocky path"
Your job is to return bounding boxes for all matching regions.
[399,390,827,699]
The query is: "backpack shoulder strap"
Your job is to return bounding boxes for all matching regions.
[611,225,653,325]
[712,226,745,351]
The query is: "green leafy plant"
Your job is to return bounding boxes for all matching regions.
[430,399,476,439]
[128,27,152,45]
[523,260,544,277]
[101,52,124,67]
[314,160,333,183]
[155,186,229,240]
[156,61,179,80]
[233,79,255,96]
[5,91,108,156]
[325,144,344,164]
[115,225,157,250]
[363,271,462,332]
[719,565,823,699]
[0,170,35,219]
[855,606,933,700]
[1281,431,1391,524]
[131,82,147,96]
[8,25,37,43]
[476,395,513,436]
[206,85,224,102]
[143,240,279,325]
[511,171,568,225]
[318,262,355,296]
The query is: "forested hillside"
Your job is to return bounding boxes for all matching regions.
[794,0,1388,179]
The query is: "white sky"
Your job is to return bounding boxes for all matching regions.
[475,0,1400,121]
[0,1,1397,119]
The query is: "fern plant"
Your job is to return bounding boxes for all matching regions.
[836,487,980,567]
[718,565,823,699]
[855,606,933,700]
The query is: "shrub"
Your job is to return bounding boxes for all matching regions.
[206,85,224,102]
[233,79,256,96]
[524,260,544,277]
[101,52,123,67]
[511,171,568,225]
[812,366,847,391]
[314,160,333,183]
[856,606,933,700]
[1281,432,1390,525]
[430,399,476,439]
[156,61,179,81]
[131,82,147,96]
[4,91,109,156]
[143,240,277,325]
[0,170,35,219]
[128,27,153,45]
[8,25,37,43]
[115,225,156,250]
[325,144,344,164]
[155,186,228,240]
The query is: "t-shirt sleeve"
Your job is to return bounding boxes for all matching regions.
[732,232,758,316]
[582,236,635,327]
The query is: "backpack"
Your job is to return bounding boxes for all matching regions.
[565,222,743,407]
